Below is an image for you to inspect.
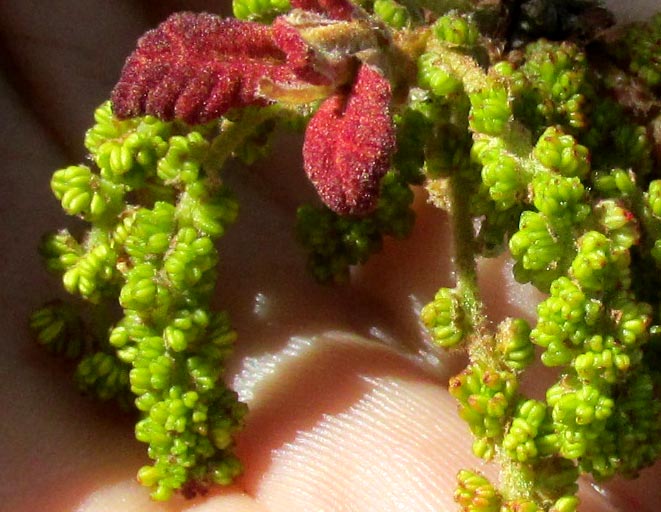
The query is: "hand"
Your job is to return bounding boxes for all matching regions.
[1,1,659,511]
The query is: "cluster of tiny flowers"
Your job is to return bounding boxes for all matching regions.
[34,101,247,499]
[455,468,580,512]
[449,363,518,460]
[510,39,591,132]
[297,169,417,282]
[30,300,86,360]
[414,10,661,510]
[621,12,661,90]
[420,287,466,348]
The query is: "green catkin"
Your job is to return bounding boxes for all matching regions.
[296,170,416,282]
[35,101,251,500]
[449,363,518,460]
[416,7,661,509]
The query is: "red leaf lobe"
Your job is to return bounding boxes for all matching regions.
[303,64,395,215]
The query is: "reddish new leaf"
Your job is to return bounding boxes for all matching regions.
[111,12,326,124]
[111,10,395,217]
[303,64,395,215]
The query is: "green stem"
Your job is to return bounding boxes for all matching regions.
[432,41,489,94]
[203,105,284,185]
[447,172,491,360]
[448,172,538,506]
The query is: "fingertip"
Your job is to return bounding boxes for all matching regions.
[253,375,491,511]
[183,493,269,512]
[74,479,182,512]
[73,480,269,512]
[230,331,492,510]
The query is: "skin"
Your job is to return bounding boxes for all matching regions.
[0,1,659,510]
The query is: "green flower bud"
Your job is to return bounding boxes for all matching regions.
[455,469,501,511]
[420,287,465,347]
[532,276,597,366]
[570,231,629,293]
[481,149,526,210]
[418,52,463,97]
[164,228,218,292]
[29,302,85,359]
[75,351,131,405]
[61,233,119,302]
[509,211,566,290]
[622,13,661,88]
[533,127,590,179]
[501,499,541,512]
[550,496,579,512]
[373,0,410,29]
[124,202,177,262]
[613,123,652,174]
[39,230,82,274]
[450,364,518,456]
[547,377,614,459]
[531,173,588,221]
[157,132,208,186]
[502,399,548,462]
[51,165,125,222]
[593,168,637,198]
[87,103,171,189]
[210,455,243,485]
[297,171,415,283]
[187,356,219,393]
[469,86,510,136]
[515,40,589,130]
[647,179,661,218]
[594,200,639,251]
[177,181,238,237]
[432,14,478,46]
[120,263,158,311]
[495,318,534,371]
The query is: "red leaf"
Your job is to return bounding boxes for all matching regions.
[303,64,395,215]
[290,0,356,20]
[111,12,320,124]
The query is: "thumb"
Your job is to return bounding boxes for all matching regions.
[221,332,629,511]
